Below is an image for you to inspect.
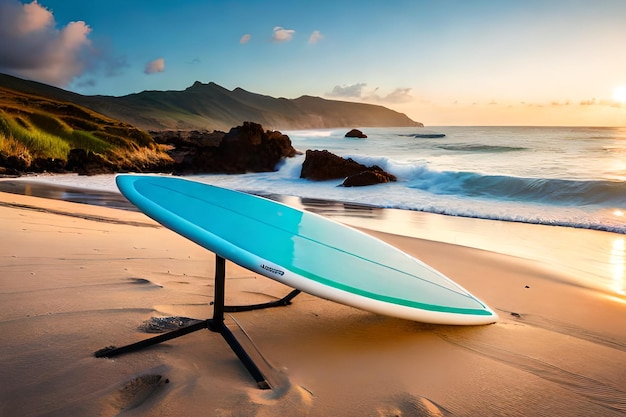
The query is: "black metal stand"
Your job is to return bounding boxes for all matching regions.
[94,255,300,390]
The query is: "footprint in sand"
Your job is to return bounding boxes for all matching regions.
[128,277,152,285]
[247,372,314,417]
[377,393,452,417]
[109,374,168,413]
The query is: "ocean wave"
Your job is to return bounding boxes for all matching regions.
[9,170,626,235]
[341,155,626,208]
[398,132,446,138]
[435,144,527,153]
[407,170,626,207]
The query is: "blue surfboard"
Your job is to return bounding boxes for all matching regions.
[116,174,497,325]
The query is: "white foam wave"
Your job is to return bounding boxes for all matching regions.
[10,152,626,234]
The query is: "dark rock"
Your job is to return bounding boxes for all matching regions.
[151,130,224,148]
[1,154,29,172]
[342,167,397,187]
[217,122,296,173]
[30,157,66,173]
[345,129,367,138]
[300,149,396,187]
[66,148,117,176]
[300,150,370,181]
[0,168,21,177]
[165,122,297,174]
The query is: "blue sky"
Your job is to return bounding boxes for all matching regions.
[1,0,626,126]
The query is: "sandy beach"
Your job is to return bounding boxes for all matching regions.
[1,190,625,416]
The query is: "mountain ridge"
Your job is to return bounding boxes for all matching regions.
[0,73,422,132]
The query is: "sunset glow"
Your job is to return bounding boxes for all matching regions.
[613,86,626,104]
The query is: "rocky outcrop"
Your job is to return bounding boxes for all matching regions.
[66,149,117,175]
[0,148,173,176]
[341,168,396,187]
[168,122,297,174]
[300,150,367,181]
[30,157,66,174]
[1,122,296,176]
[300,149,396,186]
[0,154,28,177]
[345,129,367,138]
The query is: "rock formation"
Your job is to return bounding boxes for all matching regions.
[341,167,396,187]
[66,149,116,176]
[345,129,367,138]
[168,122,297,174]
[300,149,396,186]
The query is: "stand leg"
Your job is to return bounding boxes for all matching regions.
[224,289,301,312]
[94,254,275,389]
[94,319,209,358]
[210,255,270,389]
[217,322,270,389]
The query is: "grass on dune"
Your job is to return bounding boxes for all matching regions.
[0,87,170,170]
[0,113,70,160]
[0,86,173,171]
[24,111,114,153]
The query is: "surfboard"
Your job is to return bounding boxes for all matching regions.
[116,174,498,325]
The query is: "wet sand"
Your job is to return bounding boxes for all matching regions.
[1,190,625,416]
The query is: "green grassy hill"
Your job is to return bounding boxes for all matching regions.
[0,73,422,132]
[0,86,172,175]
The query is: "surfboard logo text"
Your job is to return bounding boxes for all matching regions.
[260,264,285,276]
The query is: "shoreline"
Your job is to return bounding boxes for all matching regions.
[1,178,624,300]
[2,190,625,416]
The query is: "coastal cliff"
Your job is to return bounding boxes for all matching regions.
[0,74,422,132]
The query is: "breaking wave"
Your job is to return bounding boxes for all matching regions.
[346,155,626,207]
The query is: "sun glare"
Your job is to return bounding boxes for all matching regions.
[613,85,626,104]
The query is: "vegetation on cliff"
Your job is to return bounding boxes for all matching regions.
[0,87,172,175]
[0,73,422,132]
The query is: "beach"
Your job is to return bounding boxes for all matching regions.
[1,190,626,416]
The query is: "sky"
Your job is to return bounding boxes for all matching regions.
[1,0,626,127]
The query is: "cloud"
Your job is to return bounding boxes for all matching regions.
[551,100,571,106]
[328,83,367,98]
[272,26,295,42]
[329,83,413,104]
[580,98,597,106]
[0,0,92,87]
[578,98,622,108]
[240,34,251,44]
[308,30,323,44]
[375,88,413,103]
[76,78,96,88]
[144,58,165,74]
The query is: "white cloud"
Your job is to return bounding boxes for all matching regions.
[240,34,251,44]
[144,57,165,74]
[308,30,323,44]
[0,0,92,87]
[328,83,367,98]
[272,26,295,42]
[373,88,413,103]
[328,83,413,104]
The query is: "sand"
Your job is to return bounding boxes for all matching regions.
[1,191,625,416]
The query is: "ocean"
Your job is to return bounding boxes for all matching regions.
[15,126,625,233]
[6,126,625,298]
[197,126,626,235]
